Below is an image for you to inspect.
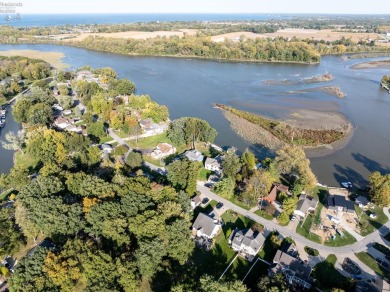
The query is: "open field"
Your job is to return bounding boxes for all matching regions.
[0,49,69,69]
[61,29,198,42]
[211,28,382,43]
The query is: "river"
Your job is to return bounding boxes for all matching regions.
[0,44,389,187]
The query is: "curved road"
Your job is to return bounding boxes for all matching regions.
[196,182,390,255]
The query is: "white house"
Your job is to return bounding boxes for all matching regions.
[294,195,319,218]
[229,228,266,259]
[192,213,222,239]
[53,117,74,130]
[101,144,113,154]
[204,157,222,173]
[150,143,176,160]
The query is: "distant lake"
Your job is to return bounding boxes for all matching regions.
[0,44,389,187]
[0,13,292,27]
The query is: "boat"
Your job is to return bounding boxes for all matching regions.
[341,182,353,189]
[5,15,12,21]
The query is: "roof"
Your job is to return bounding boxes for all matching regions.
[184,150,204,161]
[232,228,265,253]
[271,250,313,284]
[205,157,218,166]
[192,195,201,205]
[156,142,175,154]
[267,183,289,201]
[192,213,218,237]
[355,196,370,206]
[296,195,318,213]
[327,195,355,212]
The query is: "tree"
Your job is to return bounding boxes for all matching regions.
[126,151,142,169]
[8,247,55,292]
[223,151,241,178]
[248,170,274,200]
[257,274,290,292]
[10,81,21,94]
[56,95,73,109]
[108,78,135,95]
[135,237,167,278]
[167,117,217,149]
[87,122,106,142]
[241,149,256,170]
[27,103,54,125]
[369,171,390,207]
[281,196,298,215]
[28,87,56,105]
[275,145,317,190]
[168,159,201,195]
[213,177,235,198]
[58,85,70,96]
[200,275,249,292]
[0,208,25,257]
[13,99,32,123]
[0,130,25,154]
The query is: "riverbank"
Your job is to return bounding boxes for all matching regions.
[0,49,69,70]
[217,104,352,153]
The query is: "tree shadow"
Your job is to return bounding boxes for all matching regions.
[351,152,390,174]
[333,164,368,188]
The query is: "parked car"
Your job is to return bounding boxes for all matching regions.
[216,202,223,209]
[290,215,296,221]
[201,197,209,205]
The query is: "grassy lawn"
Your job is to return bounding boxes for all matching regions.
[296,214,322,244]
[312,254,354,291]
[356,252,390,279]
[0,189,14,201]
[14,151,40,171]
[254,201,275,220]
[254,209,274,220]
[355,205,388,236]
[198,169,213,181]
[100,135,113,143]
[324,230,357,247]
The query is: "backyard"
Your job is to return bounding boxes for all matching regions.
[296,207,323,244]
[312,254,354,291]
[354,204,388,236]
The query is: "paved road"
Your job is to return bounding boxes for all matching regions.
[196,181,390,255]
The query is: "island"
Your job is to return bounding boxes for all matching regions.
[381,75,390,93]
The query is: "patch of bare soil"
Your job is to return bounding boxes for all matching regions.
[351,60,390,70]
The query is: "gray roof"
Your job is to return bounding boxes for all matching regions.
[192,213,218,237]
[355,196,370,206]
[184,150,204,162]
[205,157,218,166]
[296,195,318,213]
[327,195,355,213]
[232,228,265,253]
[271,250,313,284]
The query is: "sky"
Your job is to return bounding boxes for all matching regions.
[16,0,390,14]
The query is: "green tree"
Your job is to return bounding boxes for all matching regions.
[27,103,54,125]
[0,130,25,154]
[13,99,32,123]
[126,151,143,169]
[369,171,390,207]
[200,275,249,292]
[0,208,25,257]
[213,177,235,198]
[87,121,106,142]
[108,78,135,95]
[222,151,241,178]
[257,274,290,292]
[58,85,70,96]
[135,237,167,278]
[56,95,73,109]
[168,159,201,195]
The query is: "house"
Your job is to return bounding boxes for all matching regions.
[264,183,289,203]
[327,195,355,214]
[229,228,266,260]
[270,249,314,290]
[150,143,176,160]
[139,119,168,135]
[191,195,201,209]
[204,157,222,173]
[192,212,222,239]
[63,109,72,116]
[184,149,204,162]
[101,144,113,154]
[294,195,319,218]
[355,196,370,208]
[53,117,74,129]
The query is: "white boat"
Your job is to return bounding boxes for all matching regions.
[341,182,353,188]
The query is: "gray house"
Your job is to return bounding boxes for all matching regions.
[327,195,355,214]
[184,150,204,162]
[270,250,314,290]
[192,213,222,239]
[294,195,318,218]
[229,228,266,260]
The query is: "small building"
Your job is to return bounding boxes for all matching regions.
[355,196,370,208]
[63,109,72,116]
[191,195,201,209]
[229,228,266,260]
[150,143,176,160]
[101,144,113,154]
[192,212,222,239]
[184,149,204,162]
[139,119,168,135]
[269,250,314,290]
[53,117,74,130]
[204,157,222,173]
[294,195,319,218]
[264,183,289,203]
[327,195,355,214]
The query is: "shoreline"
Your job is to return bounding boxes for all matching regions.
[217,105,353,155]
[350,59,390,70]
